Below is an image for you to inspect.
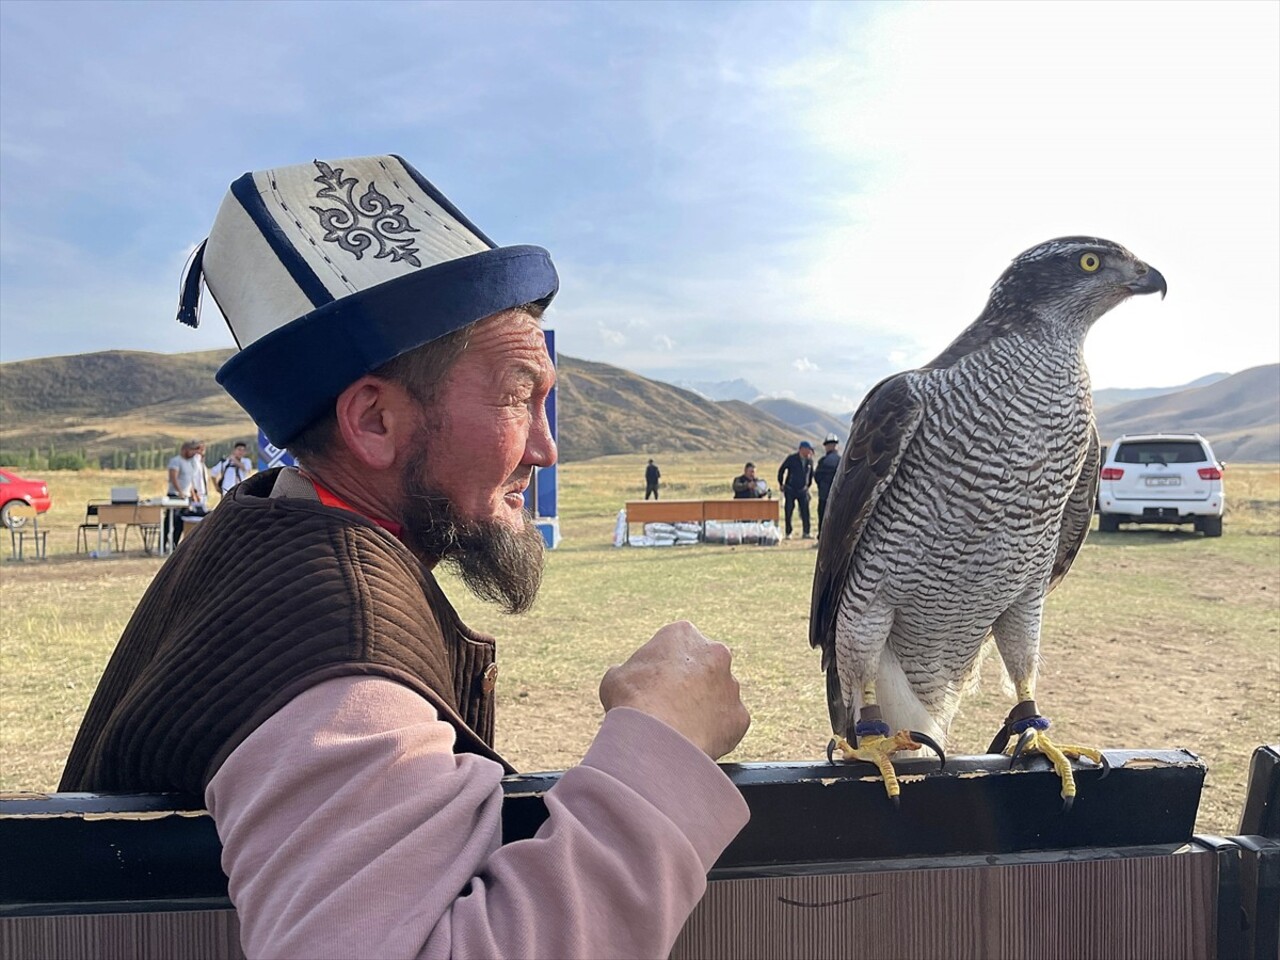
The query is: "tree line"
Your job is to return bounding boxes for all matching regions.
[0,441,245,472]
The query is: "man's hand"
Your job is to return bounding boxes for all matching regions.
[600,621,750,759]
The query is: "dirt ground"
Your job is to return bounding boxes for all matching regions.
[2,465,1278,841]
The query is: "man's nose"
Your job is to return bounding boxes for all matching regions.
[525,402,557,468]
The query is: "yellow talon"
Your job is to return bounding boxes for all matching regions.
[831,730,929,801]
[1008,728,1105,807]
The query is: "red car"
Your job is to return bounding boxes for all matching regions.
[0,468,52,529]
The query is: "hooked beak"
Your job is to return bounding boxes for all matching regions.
[1127,262,1167,300]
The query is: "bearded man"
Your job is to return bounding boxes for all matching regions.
[60,155,751,960]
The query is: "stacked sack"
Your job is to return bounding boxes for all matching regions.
[703,520,781,546]
[629,521,701,548]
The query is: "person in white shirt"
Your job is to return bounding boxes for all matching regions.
[164,440,206,547]
[211,442,254,497]
[191,443,210,512]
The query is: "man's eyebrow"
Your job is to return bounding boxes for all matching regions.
[507,359,555,389]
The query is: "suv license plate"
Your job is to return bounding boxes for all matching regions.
[1145,477,1181,487]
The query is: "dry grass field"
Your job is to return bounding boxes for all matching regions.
[1,458,1277,838]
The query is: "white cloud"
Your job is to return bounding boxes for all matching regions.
[793,357,819,373]
[761,1,1280,390]
[1,1,1275,407]
[596,322,626,347]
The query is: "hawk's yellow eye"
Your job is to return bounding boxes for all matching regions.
[1080,253,1101,272]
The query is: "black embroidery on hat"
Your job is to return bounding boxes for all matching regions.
[310,161,422,268]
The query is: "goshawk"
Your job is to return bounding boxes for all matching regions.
[810,237,1166,806]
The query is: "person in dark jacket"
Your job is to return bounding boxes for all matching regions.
[777,441,815,538]
[644,459,661,500]
[813,433,841,537]
[732,462,767,499]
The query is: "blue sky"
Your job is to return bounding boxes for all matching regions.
[2,0,1277,413]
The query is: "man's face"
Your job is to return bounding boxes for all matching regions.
[800,446,813,460]
[418,312,557,529]
[233,445,248,460]
[745,466,756,479]
[397,311,557,613]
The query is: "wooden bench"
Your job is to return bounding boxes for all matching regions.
[624,499,706,525]
[624,499,779,530]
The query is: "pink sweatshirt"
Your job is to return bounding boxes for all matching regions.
[206,677,749,959]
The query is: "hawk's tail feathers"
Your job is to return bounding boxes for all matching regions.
[825,664,851,742]
[873,647,946,747]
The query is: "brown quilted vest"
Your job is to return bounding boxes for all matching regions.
[60,468,511,797]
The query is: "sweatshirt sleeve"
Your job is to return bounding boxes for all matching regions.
[206,676,749,960]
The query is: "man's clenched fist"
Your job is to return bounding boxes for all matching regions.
[599,621,751,759]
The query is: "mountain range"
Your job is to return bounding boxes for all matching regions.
[0,351,1275,464]
[1094,364,1279,462]
[1091,372,1230,411]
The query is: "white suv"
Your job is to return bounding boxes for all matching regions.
[1096,433,1225,536]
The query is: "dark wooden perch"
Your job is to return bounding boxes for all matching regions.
[2,747,1277,959]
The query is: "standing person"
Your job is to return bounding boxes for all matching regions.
[733,462,767,498]
[644,458,661,500]
[165,440,204,547]
[212,441,254,498]
[192,442,211,509]
[60,154,751,960]
[814,432,842,537]
[777,441,815,539]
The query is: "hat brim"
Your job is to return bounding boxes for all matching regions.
[217,244,557,446]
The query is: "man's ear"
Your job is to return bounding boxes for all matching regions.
[333,377,415,470]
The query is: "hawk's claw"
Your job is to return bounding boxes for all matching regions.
[1003,726,1107,812]
[907,730,947,771]
[824,729,943,806]
[1009,728,1037,768]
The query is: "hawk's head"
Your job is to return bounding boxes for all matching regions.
[986,236,1166,331]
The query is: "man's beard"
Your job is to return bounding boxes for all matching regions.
[399,454,545,615]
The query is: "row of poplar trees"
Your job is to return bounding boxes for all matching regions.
[0,443,242,471]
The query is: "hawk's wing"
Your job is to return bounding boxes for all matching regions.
[1048,426,1101,594]
[809,373,925,735]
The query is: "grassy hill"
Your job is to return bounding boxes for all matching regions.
[0,349,233,418]
[0,349,800,465]
[3,349,1274,466]
[1092,372,1229,411]
[751,396,848,442]
[1097,364,1279,462]
[556,356,797,460]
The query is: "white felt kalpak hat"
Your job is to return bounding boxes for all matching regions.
[178,154,558,446]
